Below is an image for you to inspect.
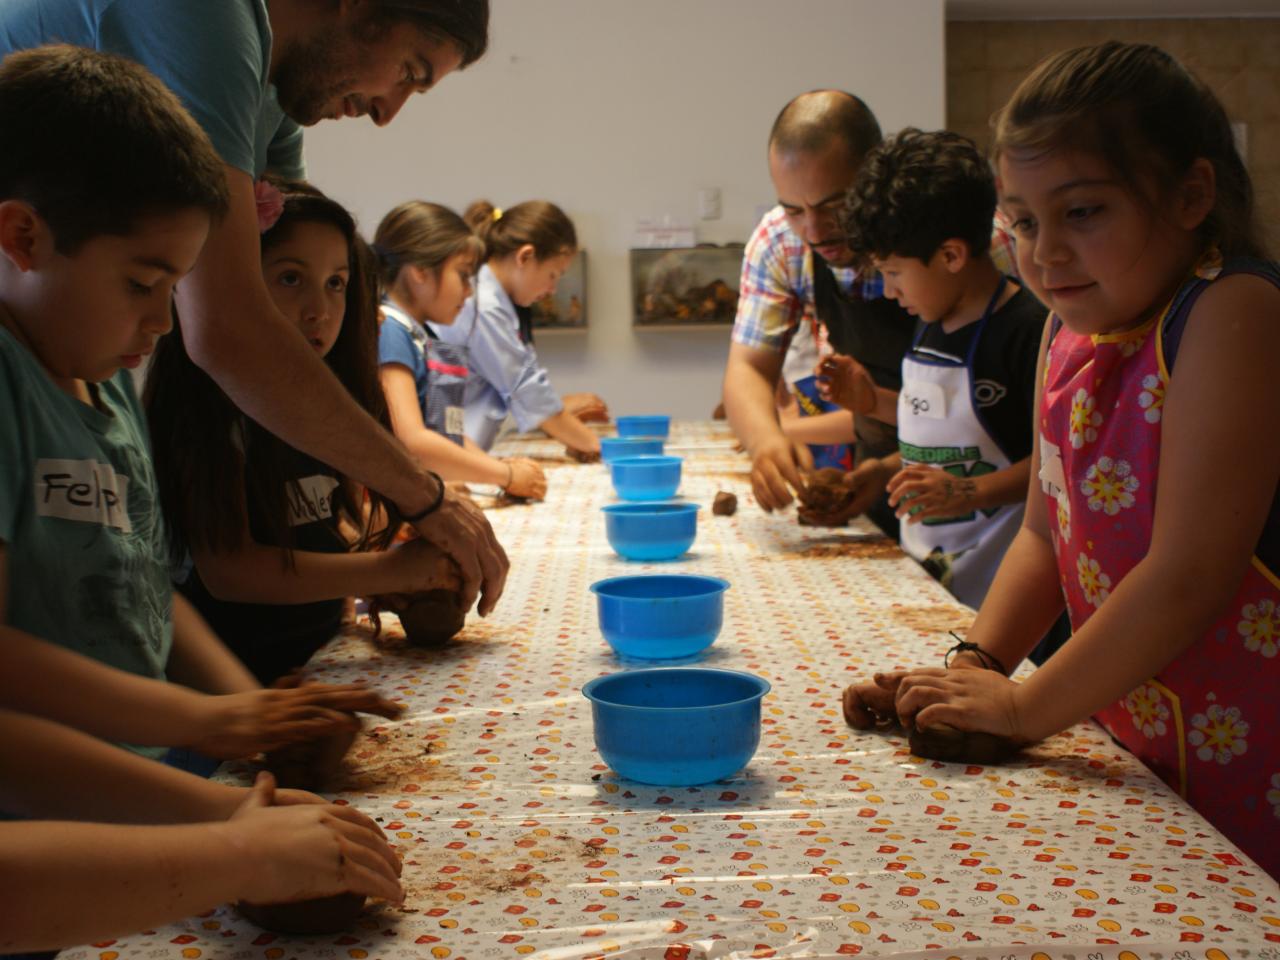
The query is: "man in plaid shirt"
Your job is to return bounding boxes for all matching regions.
[724,91,1016,519]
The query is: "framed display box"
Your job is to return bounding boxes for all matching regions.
[530,250,587,330]
[630,244,744,327]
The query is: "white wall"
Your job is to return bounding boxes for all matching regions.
[304,0,946,420]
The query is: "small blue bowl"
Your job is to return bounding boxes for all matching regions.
[616,415,671,439]
[601,436,664,463]
[602,502,699,561]
[590,573,728,659]
[610,455,682,501]
[582,667,770,785]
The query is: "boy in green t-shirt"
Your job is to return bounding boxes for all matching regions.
[0,45,400,762]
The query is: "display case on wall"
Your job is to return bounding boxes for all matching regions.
[630,244,744,328]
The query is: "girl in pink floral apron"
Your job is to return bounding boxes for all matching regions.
[853,42,1280,880]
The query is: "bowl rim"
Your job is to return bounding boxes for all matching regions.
[581,666,771,709]
[589,573,729,598]
[608,454,683,468]
[600,501,699,516]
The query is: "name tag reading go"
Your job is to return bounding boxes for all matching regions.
[900,381,946,420]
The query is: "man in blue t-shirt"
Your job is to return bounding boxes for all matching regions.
[0,0,510,618]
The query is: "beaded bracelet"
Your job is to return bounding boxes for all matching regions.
[944,631,1008,675]
[399,471,445,523]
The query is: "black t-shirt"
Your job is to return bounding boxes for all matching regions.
[910,285,1047,462]
[178,436,347,685]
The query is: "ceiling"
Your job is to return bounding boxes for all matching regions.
[947,0,1280,19]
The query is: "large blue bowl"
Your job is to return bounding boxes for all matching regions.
[590,573,728,659]
[582,667,770,785]
[601,436,664,464]
[610,455,682,501]
[615,415,671,439]
[602,502,699,561]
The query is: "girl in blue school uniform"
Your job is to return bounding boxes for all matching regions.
[429,199,606,459]
[850,42,1280,879]
[146,181,460,685]
[373,201,547,498]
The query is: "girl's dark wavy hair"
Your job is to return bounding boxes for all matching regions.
[146,178,400,565]
[992,41,1264,261]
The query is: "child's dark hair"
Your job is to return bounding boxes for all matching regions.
[464,200,577,264]
[993,41,1263,260]
[147,179,399,563]
[0,44,229,254]
[842,128,996,267]
[372,200,483,293]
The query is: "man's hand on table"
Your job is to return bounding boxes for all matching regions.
[183,683,403,760]
[749,436,813,510]
[410,485,510,617]
[216,771,403,905]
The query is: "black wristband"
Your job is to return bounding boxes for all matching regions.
[945,632,1008,675]
[399,471,445,523]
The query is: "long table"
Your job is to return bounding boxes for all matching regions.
[60,421,1279,960]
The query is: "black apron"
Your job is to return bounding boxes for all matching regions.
[811,251,916,538]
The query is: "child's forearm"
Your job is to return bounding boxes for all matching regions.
[539,409,599,454]
[0,820,252,952]
[781,409,855,445]
[193,543,413,606]
[0,709,241,824]
[168,594,259,695]
[403,425,510,486]
[960,525,1066,672]
[968,458,1032,513]
[869,386,899,426]
[0,627,209,746]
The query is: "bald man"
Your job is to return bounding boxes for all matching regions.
[724,91,1014,533]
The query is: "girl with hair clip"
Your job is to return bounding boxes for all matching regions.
[430,200,607,460]
[844,42,1280,878]
[146,180,460,686]
[373,201,547,498]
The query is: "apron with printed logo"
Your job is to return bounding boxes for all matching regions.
[382,301,469,447]
[1039,253,1280,878]
[897,278,1022,609]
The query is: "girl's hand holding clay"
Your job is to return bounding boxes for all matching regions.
[216,772,403,905]
[894,666,1028,742]
[185,684,402,759]
[504,458,548,500]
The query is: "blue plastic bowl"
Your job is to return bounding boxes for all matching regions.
[610,455,682,501]
[601,436,664,463]
[582,667,770,785]
[602,502,699,561]
[590,573,728,659]
[615,415,671,439]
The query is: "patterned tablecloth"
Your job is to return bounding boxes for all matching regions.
[61,422,1279,960]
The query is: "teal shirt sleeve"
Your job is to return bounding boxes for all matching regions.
[97,0,271,176]
[267,113,306,180]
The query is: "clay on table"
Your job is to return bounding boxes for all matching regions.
[797,467,857,527]
[263,719,359,792]
[907,721,1020,765]
[712,491,737,516]
[397,589,466,646]
[237,892,367,935]
[567,446,601,464]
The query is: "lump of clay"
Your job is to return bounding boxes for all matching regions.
[237,892,367,935]
[797,467,857,527]
[567,446,601,464]
[264,720,359,792]
[712,491,737,516]
[398,589,466,647]
[907,721,1020,765]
